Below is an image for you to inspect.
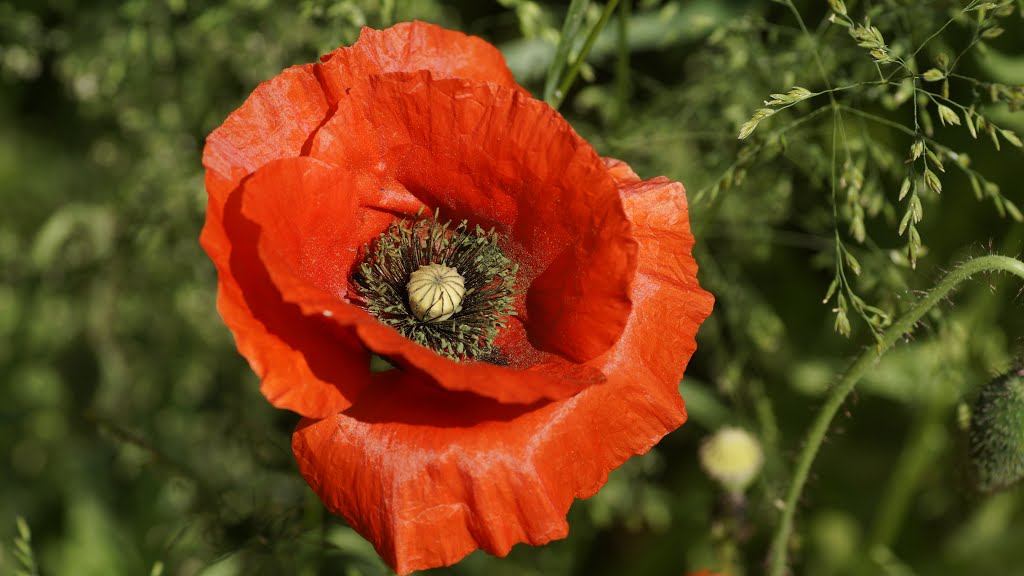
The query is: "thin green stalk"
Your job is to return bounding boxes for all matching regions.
[300,488,326,576]
[614,0,631,124]
[751,378,785,491]
[544,0,590,105]
[866,400,946,558]
[782,0,834,95]
[768,255,1024,576]
[716,499,744,576]
[781,0,851,156]
[380,0,395,26]
[695,105,832,204]
[551,0,621,110]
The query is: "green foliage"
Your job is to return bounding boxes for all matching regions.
[731,0,1023,342]
[2,1,1024,575]
[12,517,39,576]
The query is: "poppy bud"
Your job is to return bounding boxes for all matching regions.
[699,427,764,494]
[968,368,1024,493]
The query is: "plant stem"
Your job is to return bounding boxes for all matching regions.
[544,0,590,105]
[782,0,834,95]
[768,255,1024,576]
[552,0,621,110]
[866,400,946,558]
[614,0,631,124]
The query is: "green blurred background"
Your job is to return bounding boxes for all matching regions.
[2,1,1024,574]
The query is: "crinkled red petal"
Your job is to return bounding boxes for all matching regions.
[202,23,526,413]
[292,160,713,574]
[234,159,601,405]
[309,72,637,365]
[199,63,341,417]
[203,64,329,208]
[317,21,525,102]
[603,157,714,397]
[210,157,373,418]
[202,22,521,208]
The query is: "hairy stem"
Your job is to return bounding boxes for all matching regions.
[768,255,1024,576]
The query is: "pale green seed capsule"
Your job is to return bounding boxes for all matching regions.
[407,264,465,322]
[699,427,764,494]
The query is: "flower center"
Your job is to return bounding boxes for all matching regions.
[354,210,518,361]
[407,263,465,322]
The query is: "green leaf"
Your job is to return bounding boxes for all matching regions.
[1005,199,1024,222]
[926,148,945,172]
[822,277,839,304]
[981,26,1004,40]
[899,208,913,236]
[937,103,961,126]
[969,173,984,200]
[738,108,775,139]
[909,194,923,223]
[924,169,942,194]
[1000,129,1022,147]
[910,140,924,161]
[898,177,911,201]
[16,517,31,542]
[827,0,847,16]
[989,124,1002,151]
[845,250,862,276]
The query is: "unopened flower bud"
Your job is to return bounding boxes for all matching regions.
[699,427,764,494]
[968,368,1024,493]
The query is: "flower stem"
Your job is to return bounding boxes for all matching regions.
[768,255,1024,576]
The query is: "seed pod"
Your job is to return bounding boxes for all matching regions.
[407,264,465,322]
[699,427,764,494]
[968,368,1024,493]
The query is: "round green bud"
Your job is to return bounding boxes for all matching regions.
[968,368,1024,493]
[699,426,764,494]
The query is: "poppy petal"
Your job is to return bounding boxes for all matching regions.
[225,157,598,405]
[199,64,342,418]
[202,22,521,211]
[212,156,373,418]
[292,161,713,574]
[317,21,524,103]
[309,72,637,364]
[602,158,715,398]
[202,64,330,207]
[202,26,542,411]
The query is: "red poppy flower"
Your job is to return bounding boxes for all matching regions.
[201,21,713,575]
